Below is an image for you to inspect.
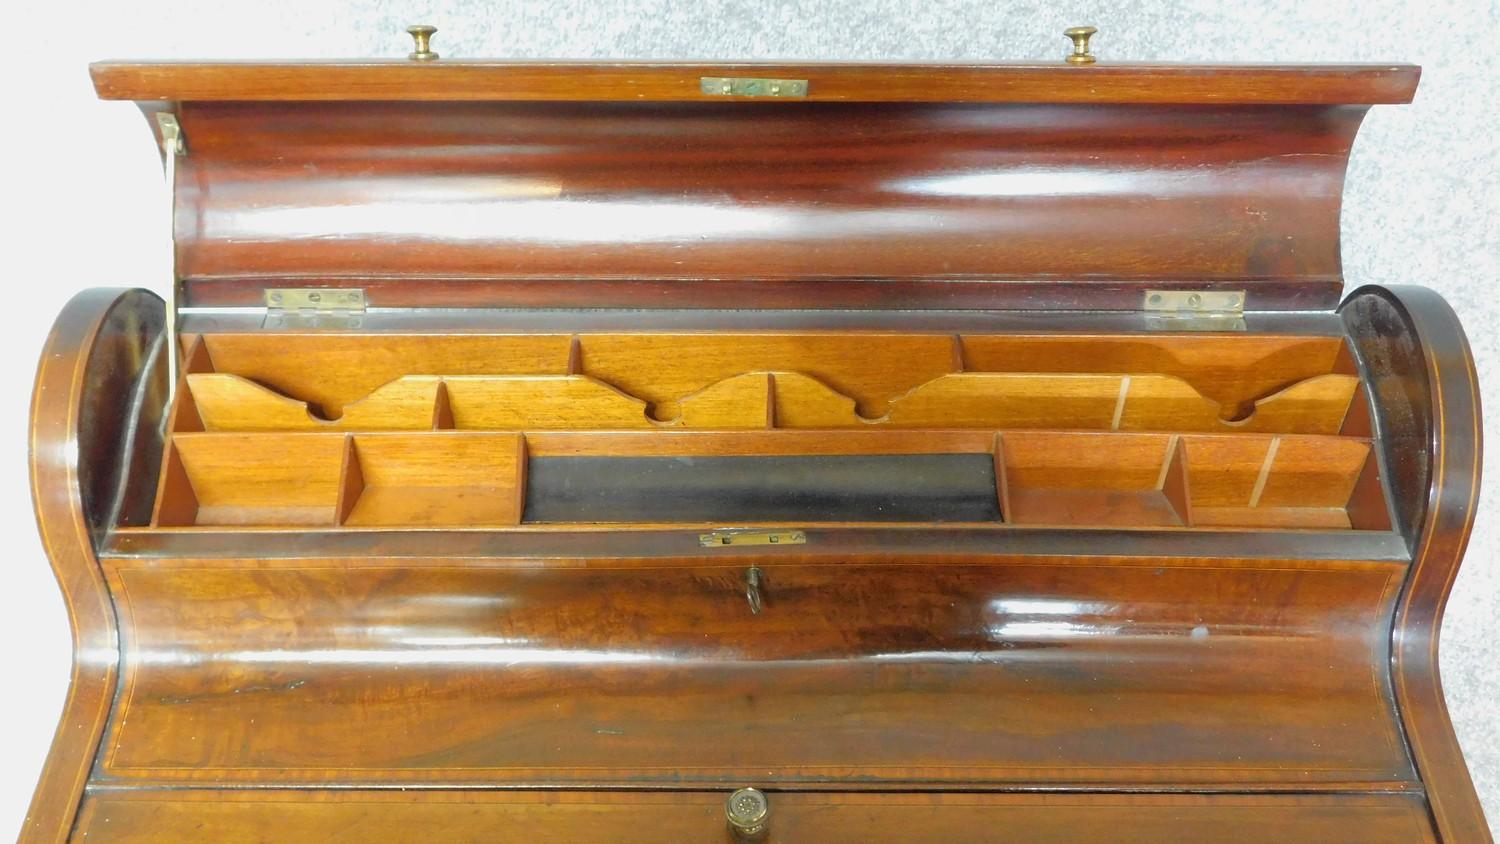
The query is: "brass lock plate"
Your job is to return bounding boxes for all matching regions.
[699,529,806,548]
[700,76,809,97]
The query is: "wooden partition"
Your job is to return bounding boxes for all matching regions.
[149,428,1387,532]
[180,332,1364,436]
[139,331,1390,532]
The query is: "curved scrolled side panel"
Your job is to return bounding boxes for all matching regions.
[22,289,166,843]
[1340,285,1490,842]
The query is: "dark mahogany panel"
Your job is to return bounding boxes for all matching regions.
[98,557,1412,788]
[167,101,1367,309]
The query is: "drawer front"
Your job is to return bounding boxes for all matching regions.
[75,791,1436,843]
[99,556,1411,788]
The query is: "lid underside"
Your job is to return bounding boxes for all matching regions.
[100,62,1414,311]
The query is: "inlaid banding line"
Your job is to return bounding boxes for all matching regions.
[1248,436,1281,508]
[1111,376,1131,431]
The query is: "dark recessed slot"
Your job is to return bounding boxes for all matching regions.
[523,453,1001,523]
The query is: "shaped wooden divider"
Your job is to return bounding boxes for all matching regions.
[183,369,1361,436]
[443,377,655,430]
[959,334,1356,415]
[199,334,574,417]
[1117,373,1359,434]
[550,333,962,420]
[189,374,444,431]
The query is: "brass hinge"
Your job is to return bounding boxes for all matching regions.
[699,529,806,548]
[263,288,367,329]
[1143,289,1246,331]
[157,112,186,402]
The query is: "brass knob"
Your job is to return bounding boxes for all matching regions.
[1064,26,1098,64]
[726,788,769,840]
[406,24,439,61]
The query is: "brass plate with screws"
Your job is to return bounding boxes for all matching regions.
[700,77,809,97]
[264,288,366,312]
[699,530,806,548]
[1143,289,1245,315]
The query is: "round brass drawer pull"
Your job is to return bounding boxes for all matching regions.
[726,787,769,840]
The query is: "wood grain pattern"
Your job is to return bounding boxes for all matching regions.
[1000,432,1187,527]
[1341,286,1492,842]
[189,373,443,431]
[343,434,526,527]
[183,367,1359,435]
[198,335,571,417]
[89,61,1421,104]
[165,433,348,526]
[73,791,1437,843]
[95,557,1412,788]
[961,334,1355,410]
[578,334,959,420]
[23,289,165,844]
[26,54,1483,844]
[180,332,1361,435]
[156,100,1369,309]
[444,376,655,430]
[150,429,1383,531]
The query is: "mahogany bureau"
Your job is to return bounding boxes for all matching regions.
[21,25,1491,843]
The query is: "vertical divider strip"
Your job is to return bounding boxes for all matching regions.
[1160,434,1193,527]
[432,381,455,430]
[512,434,530,526]
[566,336,582,375]
[765,373,778,429]
[1338,381,1373,438]
[167,337,214,434]
[335,434,365,526]
[150,441,199,527]
[992,431,1010,523]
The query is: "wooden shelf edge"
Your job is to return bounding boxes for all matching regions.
[90,61,1420,104]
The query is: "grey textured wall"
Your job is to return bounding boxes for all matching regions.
[4,0,1496,835]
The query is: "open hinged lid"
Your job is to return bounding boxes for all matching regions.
[92,48,1419,315]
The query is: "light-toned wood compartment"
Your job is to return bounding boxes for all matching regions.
[997,431,1388,530]
[152,433,353,527]
[1184,434,1390,530]
[999,432,1190,528]
[177,331,1364,436]
[342,434,528,527]
[148,429,1390,532]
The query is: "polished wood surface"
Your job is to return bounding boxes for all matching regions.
[160,100,1370,310]
[74,791,1437,843]
[1342,286,1491,841]
[90,61,1421,104]
[21,56,1488,844]
[97,556,1409,787]
[24,289,165,843]
[183,332,1361,434]
[145,428,1384,531]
